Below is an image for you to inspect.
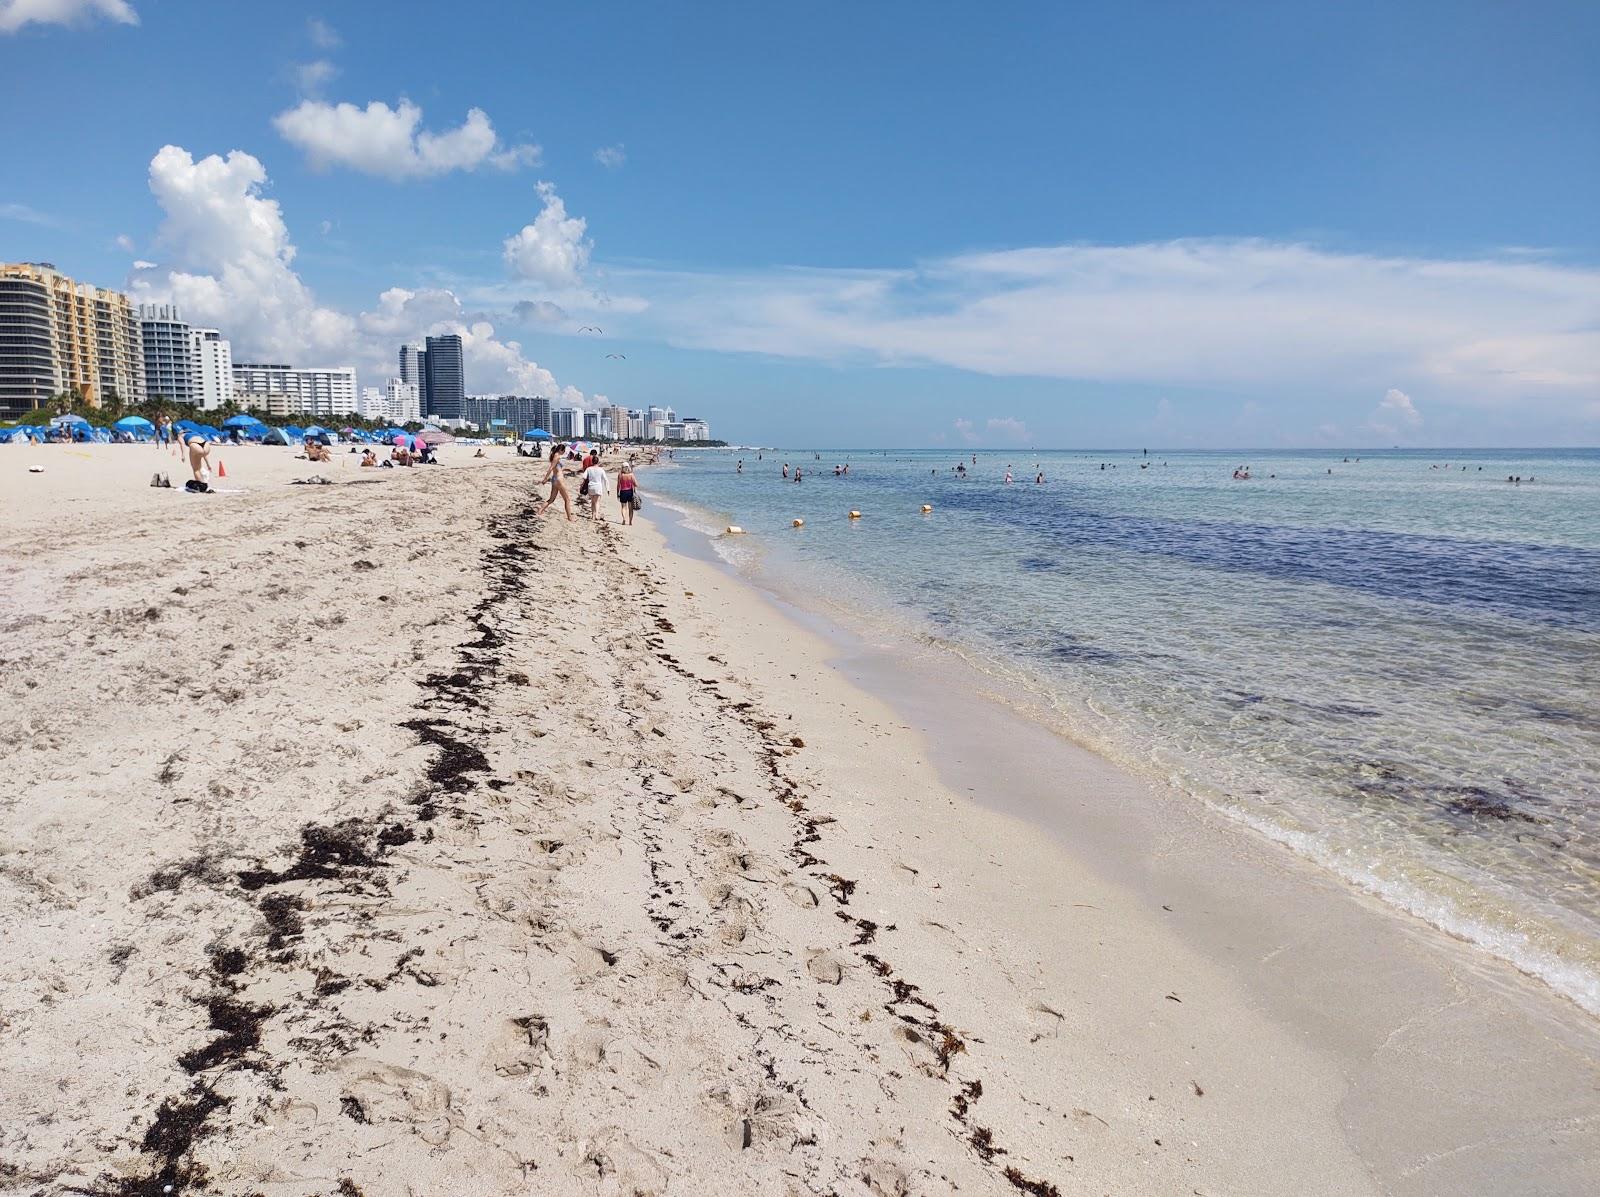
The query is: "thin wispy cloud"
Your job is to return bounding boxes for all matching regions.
[306,16,339,49]
[601,239,1600,416]
[593,144,626,170]
[0,201,58,226]
[0,0,136,34]
[295,58,338,96]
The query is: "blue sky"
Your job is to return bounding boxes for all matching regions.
[3,0,1597,446]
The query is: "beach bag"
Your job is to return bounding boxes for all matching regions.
[579,477,590,496]
[631,494,642,511]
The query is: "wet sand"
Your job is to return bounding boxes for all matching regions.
[1,443,1595,1195]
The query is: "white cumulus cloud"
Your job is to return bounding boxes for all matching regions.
[593,144,626,169]
[129,145,596,406]
[0,0,135,34]
[1367,387,1424,440]
[273,99,539,180]
[1379,387,1422,427]
[503,181,591,287]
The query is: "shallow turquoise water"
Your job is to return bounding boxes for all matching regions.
[646,447,1600,1014]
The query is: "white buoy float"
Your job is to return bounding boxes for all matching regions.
[848,510,862,519]
[921,504,933,513]
[726,525,744,535]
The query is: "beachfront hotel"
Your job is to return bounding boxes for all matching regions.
[0,261,145,419]
[231,363,358,418]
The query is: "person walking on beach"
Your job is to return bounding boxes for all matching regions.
[537,442,575,521]
[583,456,609,519]
[617,462,638,526]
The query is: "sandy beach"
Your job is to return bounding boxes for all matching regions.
[2,442,1597,1196]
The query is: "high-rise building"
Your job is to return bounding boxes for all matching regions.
[190,328,233,411]
[231,363,358,417]
[460,395,549,432]
[385,378,420,423]
[359,386,387,420]
[422,333,463,419]
[627,411,645,440]
[583,410,601,439]
[604,404,630,441]
[0,262,145,418]
[139,304,198,406]
[550,406,584,438]
[681,417,712,442]
[645,406,668,440]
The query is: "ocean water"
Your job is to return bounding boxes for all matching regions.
[643,447,1600,1015]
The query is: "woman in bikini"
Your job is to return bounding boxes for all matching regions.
[537,442,575,521]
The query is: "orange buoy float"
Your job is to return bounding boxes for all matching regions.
[920,504,932,513]
[792,518,804,528]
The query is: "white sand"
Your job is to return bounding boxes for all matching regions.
[1,442,1595,1195]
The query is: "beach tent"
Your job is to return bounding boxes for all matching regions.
[259,427,290,445]
[282,424,306,440]
[523,428,552,440]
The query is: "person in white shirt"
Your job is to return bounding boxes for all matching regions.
[582,460,609,520]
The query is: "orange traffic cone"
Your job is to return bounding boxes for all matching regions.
[217,459,227,478]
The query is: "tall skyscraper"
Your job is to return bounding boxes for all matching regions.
[139,304,198,406]
[422,334,463,420]
[190,328,233,411]
[399,343,426,415]
[0,262,145,418]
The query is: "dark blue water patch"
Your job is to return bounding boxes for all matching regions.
[934,487,1600,630]
[1043,640,1125,665]
[1019,556,1059,572]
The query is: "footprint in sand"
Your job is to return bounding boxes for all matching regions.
[782,882,819,908]
[805,949,847,985]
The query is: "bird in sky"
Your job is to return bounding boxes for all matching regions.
[605,353,626,359]
[579,325,603,333]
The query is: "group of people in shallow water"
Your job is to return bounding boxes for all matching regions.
[535,442,641,525]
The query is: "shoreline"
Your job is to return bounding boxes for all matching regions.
[2,446,1596,1193]
[642,485,1600,1189]
[641,457,1600,1022]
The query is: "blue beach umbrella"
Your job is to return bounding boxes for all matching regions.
[114,415,155,430]
[222,414,265,429]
